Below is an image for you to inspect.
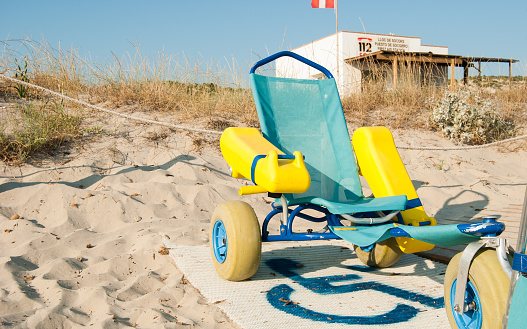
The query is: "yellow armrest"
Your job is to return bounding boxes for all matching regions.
[220,127,310,195]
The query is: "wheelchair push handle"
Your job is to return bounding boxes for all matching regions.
[249,51,334,79]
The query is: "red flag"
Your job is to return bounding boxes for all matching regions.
[311,0,334,8]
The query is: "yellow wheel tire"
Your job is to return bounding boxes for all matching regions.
[210,201,261,281]
[354,237,404,268]
[444,248,511,329]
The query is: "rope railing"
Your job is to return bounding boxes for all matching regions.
[0,74,223,136]
[396,134,526,150]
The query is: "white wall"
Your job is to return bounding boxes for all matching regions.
[276,34,338,80]
[340,32,422,56]
[275,31,448,95]
[339,32,421,94]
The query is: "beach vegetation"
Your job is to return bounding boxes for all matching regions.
[0,101,83,163]
[429,90,515,144]
[0,38,525,163]
[13,58,30,98]
[340,55,526,136]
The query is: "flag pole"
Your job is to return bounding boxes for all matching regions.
[335,0,339,80]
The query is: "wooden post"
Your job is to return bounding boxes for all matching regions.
[463,61,468,85]
[393,57,398,88]
[509,59,512,89]
[478,61,481,78]
[450,59,455,90]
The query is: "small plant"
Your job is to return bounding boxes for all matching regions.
[0,101,83,163]
[429,90,515,144]
[433,159,445,170]
[13,58,30,98]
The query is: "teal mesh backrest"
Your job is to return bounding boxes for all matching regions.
[250,73,364,203]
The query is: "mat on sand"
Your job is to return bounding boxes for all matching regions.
[165,239,450,329]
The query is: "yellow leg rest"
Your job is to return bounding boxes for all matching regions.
[396,237,435,254]
[353,126,436,253]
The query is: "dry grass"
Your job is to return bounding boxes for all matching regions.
[1,39,257,122]
[341,55,527,132]
[341,56,445,128]
[481,84,527,127]
[1,38,525,163]
[0,38,257,163]
[342,86,443,128]
[0,100,83,163]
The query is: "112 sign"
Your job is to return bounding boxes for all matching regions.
[358,37,372,56]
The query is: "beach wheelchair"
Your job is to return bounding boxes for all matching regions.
[210,51,511,328]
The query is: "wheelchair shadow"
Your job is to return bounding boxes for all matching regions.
[251,243,446,286]
[433,190,490,223]
[0,153,230,194]
[412,179,491,222]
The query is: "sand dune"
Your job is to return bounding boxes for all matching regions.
[0,110,525,327]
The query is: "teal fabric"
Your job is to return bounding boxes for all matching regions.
[329,224,396,247]
[288,195,408,215]
[250,73,406,213]
[401,224,480,246]
[507,275,527,329]
[329,224,480,247]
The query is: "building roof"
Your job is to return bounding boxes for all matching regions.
[345,51,519,67]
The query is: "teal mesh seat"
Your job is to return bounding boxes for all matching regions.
[250,73,407,215]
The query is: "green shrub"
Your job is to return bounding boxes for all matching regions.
[429,90,515,144]
[13,58,30,98]
[0,102,82,163]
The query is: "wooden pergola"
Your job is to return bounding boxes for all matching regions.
[345,51,519,88]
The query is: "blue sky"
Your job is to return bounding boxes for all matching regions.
[2,0,526,81]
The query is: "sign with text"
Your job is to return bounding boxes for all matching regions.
[358,35,410,56]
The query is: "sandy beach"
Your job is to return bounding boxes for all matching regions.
[0,105,526,328]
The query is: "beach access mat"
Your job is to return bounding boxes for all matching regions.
[165,239,450,329]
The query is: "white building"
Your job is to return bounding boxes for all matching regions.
[276,31,451,95]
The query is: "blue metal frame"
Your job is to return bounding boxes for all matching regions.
[390,220,506,238]
[249,51,334,79]
[262,203,341,242]
[261,203,506,243]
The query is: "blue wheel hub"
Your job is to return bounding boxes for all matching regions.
[450,278,483,329]
[212,220,227,263]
